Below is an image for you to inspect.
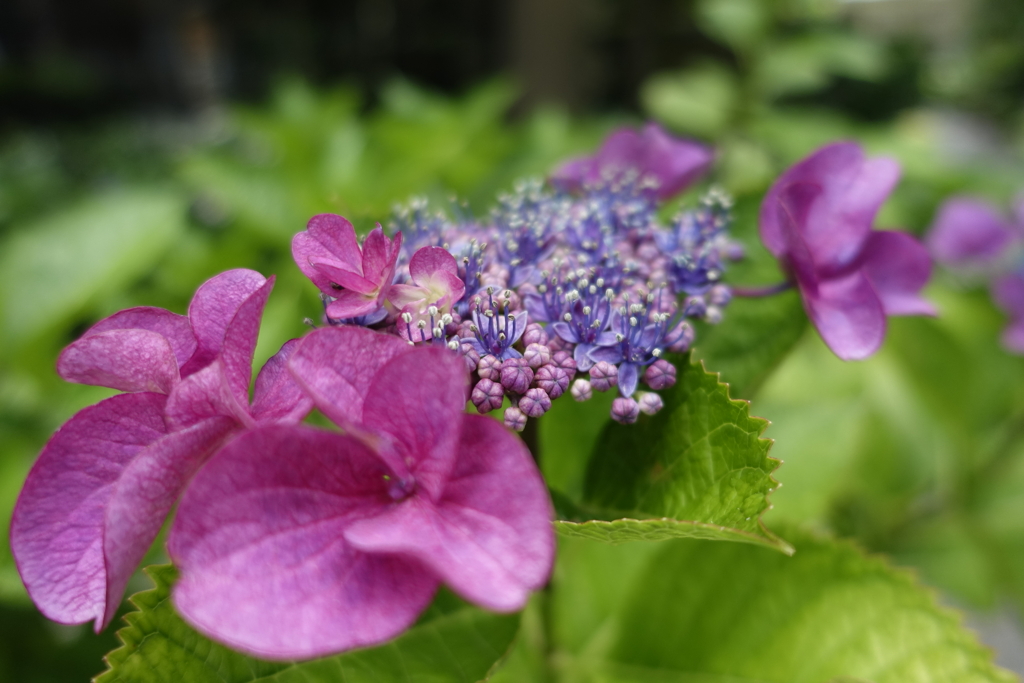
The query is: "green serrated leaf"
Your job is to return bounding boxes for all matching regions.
[694,289,808,399]
[556,528,1015,683]
[577,354,790,553]
[96,565,519,683]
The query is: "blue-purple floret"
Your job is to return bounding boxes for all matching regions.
[492,179,570,287]
[546,276,618,371]
[589,300,691,398]
[658,188,735,296]
[389,197,450,259]
[377,176,736,426]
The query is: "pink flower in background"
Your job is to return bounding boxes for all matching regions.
[926,194,1024,353]
[10,269,312,632]
[292,213,402,320]
[551,122,714,199]
[168,326,554,659]
[386,246,466,341]
[927,197,1022,268]
[760,142,935,361]
[992,274,1024,352]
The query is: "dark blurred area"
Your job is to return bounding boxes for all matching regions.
[1,0,964,125]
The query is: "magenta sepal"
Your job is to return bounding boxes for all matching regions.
[13,270,314,632]
[550,122,713,200]
[57,269,272,393]
[927,197,1019,267]
[292,214,402,320]
[168,328,555,659]
[760,142,934,361]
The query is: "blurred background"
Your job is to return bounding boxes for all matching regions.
[3,0,1024,679]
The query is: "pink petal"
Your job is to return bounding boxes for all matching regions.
[409,246,459,282]
[803,270,887,361]
[324,289,381,320]
[292,231,345,293]
[250,339,314,424]
[386,283,429,311]
[992,274,1024,318]
[345,415,554,612]
[761,142,899,270]
[287,327,412,427]
[219,276,275,409]
[776,183,822,293]
[633,123,714,199]
[361,227,394,284]
[927,197,1017,266]
[181,269,268,377]
[549,156,595,193]
[992,275,1024,354]
[1001,318,1024,354]
[165,360,251,430]
[86,307,196,367]
[360,347,468,500]
[10,393,168,628]
[307,259,377,294]
[168,426,438,660]
[860,231,936,316]
[57,329,180,394]
[305,214,362,272]
[101,416,236,628]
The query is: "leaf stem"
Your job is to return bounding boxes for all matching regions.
[522,417,541,466]
[731,281,794,298]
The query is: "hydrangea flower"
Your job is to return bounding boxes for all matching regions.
[289,126,737,425]
[550,122,714,200]
[759,142,935,361]
[168,327,554,659]
[927,197,1022,268]
[387,246,466,341]
[10,270,312,631]
[926,194,1024,352]
[292,213,402,320]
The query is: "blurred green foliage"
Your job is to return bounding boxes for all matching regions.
[4,0,1024,678]
[634,0,1024,632]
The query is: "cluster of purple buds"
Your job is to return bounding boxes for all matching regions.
[295,124,733,426]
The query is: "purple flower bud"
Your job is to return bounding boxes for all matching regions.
[459,342,481,373]
[708,284,732,307]
[570,378,592,402]
[501,357,535,395]
[471,378,504,414]
[518,388,552,418]
[477,354,503,381]
[504,405,527,432]
[535,364,569,399]
[637,392,664,415]
[704,305,723,324]
[611,397,640,424]
[644,359,676,390]
[551,350,577,381]
[548,335,572,353]
[523,323,549,346]
[589,360,618,392]
[684,295,706,318]
[524,343,552,369]
[667,321,694,353]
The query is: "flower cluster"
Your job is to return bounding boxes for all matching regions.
[296,124,726,427]
[11,126,941,664]
[927,195,1024,351]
